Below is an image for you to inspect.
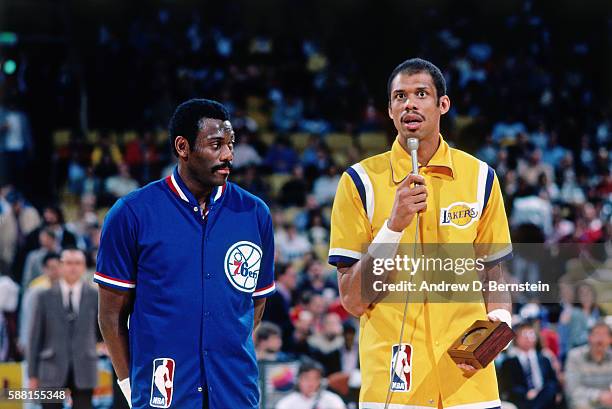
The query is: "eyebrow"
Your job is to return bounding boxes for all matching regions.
[392,85,432,94]
[205,133,235,142]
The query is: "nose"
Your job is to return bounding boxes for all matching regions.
[220,144,233,162]
[404,97,417,111]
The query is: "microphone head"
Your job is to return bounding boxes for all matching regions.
[407,138,419,152]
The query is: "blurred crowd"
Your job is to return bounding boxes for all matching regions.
[1,0,611,408]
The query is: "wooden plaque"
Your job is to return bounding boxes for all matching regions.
[447,320,515,369]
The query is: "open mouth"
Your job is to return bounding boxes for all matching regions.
[402,113,424,130]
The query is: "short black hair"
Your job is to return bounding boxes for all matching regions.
[297,358,325,377]
[514,322,534,333]
[274,263,290,281]
[168,98,230,157]
[42,252,60,266]
[387,58,447,102]
[589,320,612,337]
[255,322,282,343]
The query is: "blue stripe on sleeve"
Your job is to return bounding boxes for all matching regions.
[345,167,367,215]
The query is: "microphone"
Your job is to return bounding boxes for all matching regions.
[407,138,419,176]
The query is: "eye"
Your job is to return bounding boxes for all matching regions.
[395,92,406,100]
[417,91,427,98]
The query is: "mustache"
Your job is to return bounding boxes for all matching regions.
[401,111,425,121]
[211,162,233,172]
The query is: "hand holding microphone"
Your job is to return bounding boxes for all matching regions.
[388,138,427,232]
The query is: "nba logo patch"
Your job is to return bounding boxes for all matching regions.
[150,358,175,408]
[224,241,262,293]
[390,344,412,392]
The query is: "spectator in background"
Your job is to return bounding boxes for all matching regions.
[28,248,99,409]
[339,321,359,374]
[275,359,346,409]
[290,309,315,356]
[91,132,122,179]
[576,204,604,243]
[21,227,60,289]
[18,252,61,354]
[541,132,567,170]
[265,135,299,174]
[308,313,344,375]
[123,130,161,184]
[232,132,262,169]
[262,263,297,352]
[301,134,321,169]
[476,133,497,165]
[517,149,554,187]
[313,164,341,206]
[491,113,527,145]
[279,165,308,207]
[104,163,140,200]
[25,205,80,254]
[255,322,291,362]
[557,280,577,360]
[239,165,270,203]
[530,122,549,151]
[500,323,560,409]
[0,100,34,190]
[277,223,312,264]
[298,259,337,298]
[536,172,559,202]
[271,95,304,132]
[306,209,329,246]
[0,189,41,272]
[510,183,553,238]
[564,322,612,409]
[0,270,19,361]
[304,293,328,335]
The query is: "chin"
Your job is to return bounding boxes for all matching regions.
[213,175,229,185]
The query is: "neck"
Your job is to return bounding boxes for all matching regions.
[590,349,605,362]
[178,163,213,206]
[398,133,440,166]
[63,278,80,287]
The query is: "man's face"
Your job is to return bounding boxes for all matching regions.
[43,208,60,225]
[298,370,321,398]
[60,250,86,285]
[280,266,297,290]
[388,71,450,144]
[263,334,282,354]
[43,258,61,281]
[589,325,611,356]
[515,327,537,351]
[180,118,235,187]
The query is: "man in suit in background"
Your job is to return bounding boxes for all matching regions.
[500,322,560,409]
[262,262,297,351]
[28,248,99,409]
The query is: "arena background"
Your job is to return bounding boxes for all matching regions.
[0,1,611,408]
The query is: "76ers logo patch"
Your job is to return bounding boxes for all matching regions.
[224,241,262,293]
[390,344,413,392]
[150,358,175,408]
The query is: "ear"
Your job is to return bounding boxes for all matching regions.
[388,102,394,120]
[174,136,190,159]
[439,95,451,115]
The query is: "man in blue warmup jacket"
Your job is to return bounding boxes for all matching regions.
[96,99,276,409]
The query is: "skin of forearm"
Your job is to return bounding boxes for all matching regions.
[99,310,131,380]
[338,252,398,317]
[482,264,511,313]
